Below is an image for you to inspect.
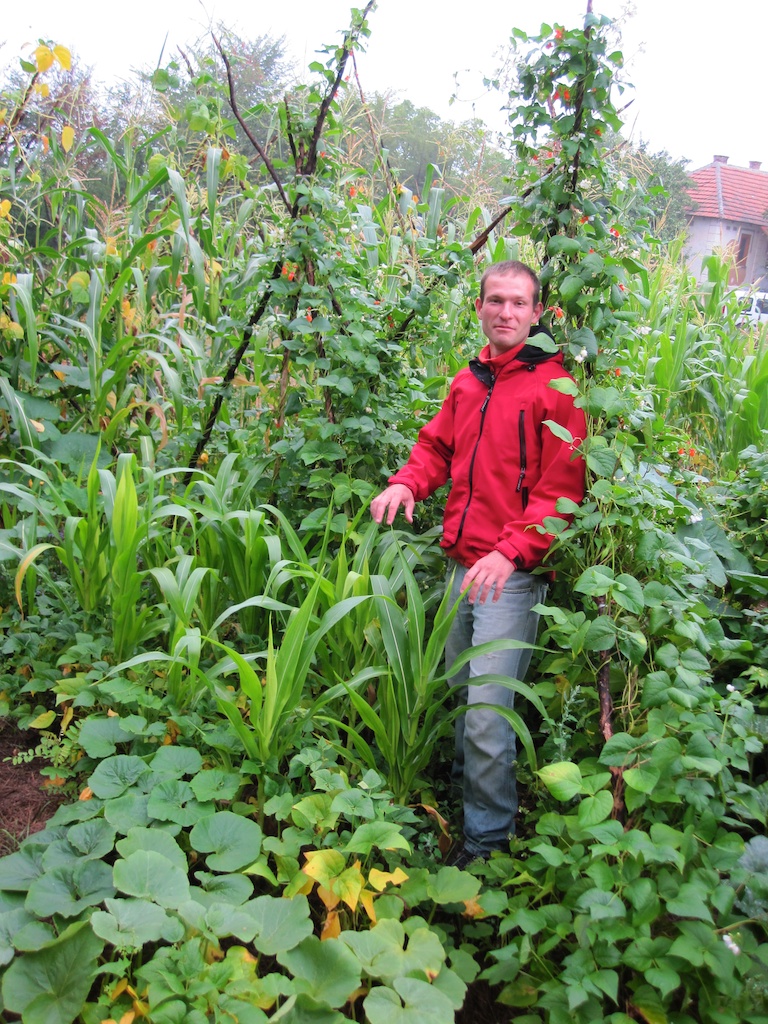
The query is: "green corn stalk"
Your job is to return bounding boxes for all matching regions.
[149,555,217,706]
[202,578,372,806]
[109,454,151,661]
[320,548,551,804]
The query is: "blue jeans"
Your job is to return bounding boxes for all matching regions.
[445,561,548,857]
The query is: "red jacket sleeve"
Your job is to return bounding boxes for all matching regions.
[387,387,458,501]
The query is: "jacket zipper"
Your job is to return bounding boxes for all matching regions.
[516,409,528,510]
[455,374,495,541]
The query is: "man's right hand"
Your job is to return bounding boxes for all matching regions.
[370,484,415,525]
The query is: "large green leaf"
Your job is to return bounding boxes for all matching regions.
[25,861,114,918]
[343,822,411,856]
[363,976,456,1024]
[91,897,184,949]
[247,894,313,955]
[189,812,263,872]
[66,819,117,860]
[536,761,584,801]
[149,745,203,778]
[425,867,481,905]
[77,716,135,758]
[113,850,191,908]
[116,828,187,872]
[146,778,214,826]
[193,872,253,906]
[0,907,37,965]
[2,920,104,1024]
[87,755,151,799]
[340,919,445,984]
[576,791,613,827]
[190,768,241,803]
[104,791,151,833]
[0,846,46,891]
[277,936,362,1007]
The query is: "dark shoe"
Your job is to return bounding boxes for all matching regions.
[446,845,486,870]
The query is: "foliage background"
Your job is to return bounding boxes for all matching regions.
[0,8,767,1024]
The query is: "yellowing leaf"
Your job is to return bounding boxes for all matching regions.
[110,978,129,1001]
[0,200,12,220]
[15,542,54,612]
[61,125,75,153]
[34,44,54,72]
[29,710,56,729]
[53,45,72,70]
[320,909,341,941]
[29,419,45,434]
[316,884,339,912]
[121,299,136,331]
[368,867,409,892]
[33,82,50,98]
[332,865,364,912]
[462,897,486,919]
[60,705,74,732]
[67,271,90,292]
[302,848,346,888]
[359,888,377,923]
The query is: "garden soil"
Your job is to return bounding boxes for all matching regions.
[0,721,65,857]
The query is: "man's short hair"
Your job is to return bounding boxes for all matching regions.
[479,260,541,306]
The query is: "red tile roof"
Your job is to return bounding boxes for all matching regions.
[687,160,768,227]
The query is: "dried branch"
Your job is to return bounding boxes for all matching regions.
[299,0,377,181]
[185,266,280,477]
[213,35,292,215]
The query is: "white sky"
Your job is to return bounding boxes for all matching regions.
[2,0,765,172]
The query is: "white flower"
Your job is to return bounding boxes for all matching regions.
[726,684,736,693]
[574,347,588,364]
[637,326,651,336]
[723,933,741,955]
[689,512,703,524]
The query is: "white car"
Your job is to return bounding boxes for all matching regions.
[733,289,768,327]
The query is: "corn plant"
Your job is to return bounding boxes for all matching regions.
[321,546,550,804]
[198,573,373,807]
[6,451,152,659]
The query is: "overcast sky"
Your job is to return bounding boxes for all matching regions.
[2,0,764,172]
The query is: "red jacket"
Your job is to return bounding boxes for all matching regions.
[390,330,587,569]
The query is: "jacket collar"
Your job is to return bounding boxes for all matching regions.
[475,325,562,372]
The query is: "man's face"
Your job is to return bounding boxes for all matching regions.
[475,272,544,357]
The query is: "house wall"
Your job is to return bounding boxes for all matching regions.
[685,217,768,286]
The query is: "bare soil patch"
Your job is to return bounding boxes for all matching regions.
[0,720,65,856]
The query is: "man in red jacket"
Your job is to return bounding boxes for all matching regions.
[371,260,586,865]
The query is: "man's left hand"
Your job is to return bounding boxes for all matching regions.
[463,550,516,605]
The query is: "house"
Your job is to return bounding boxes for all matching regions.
[685,156,768,288]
